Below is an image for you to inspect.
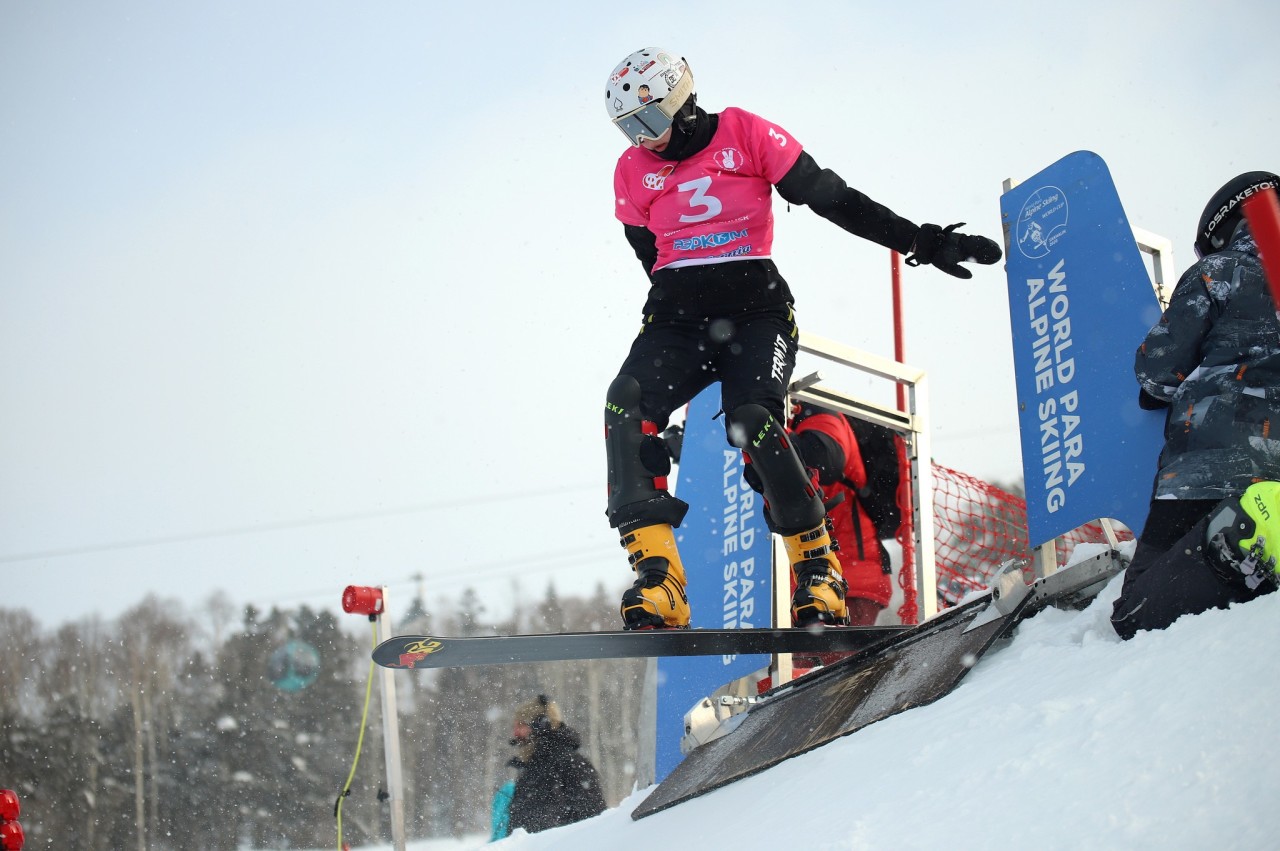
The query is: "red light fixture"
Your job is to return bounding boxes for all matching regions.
[0,789,23,851]
[341,585,384,616]
[0,791,16,822]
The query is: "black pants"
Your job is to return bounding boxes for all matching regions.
[1111,498,1272,639]
[615,306,798,432]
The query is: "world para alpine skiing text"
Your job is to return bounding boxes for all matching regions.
[720,450,760,658]
[1026,258,1085,512]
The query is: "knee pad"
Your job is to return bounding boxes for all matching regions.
[728,403,825,533]
[605,375,688,529]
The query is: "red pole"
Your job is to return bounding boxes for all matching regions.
[1244,187,1280,305]
[889,249,918,623]
[891,251,906,412]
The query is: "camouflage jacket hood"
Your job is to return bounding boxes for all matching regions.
[1136,227,1280,500]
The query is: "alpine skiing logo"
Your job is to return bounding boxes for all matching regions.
[644,164,676,191]
[713,148,744,172]
[1016,185,1069,259]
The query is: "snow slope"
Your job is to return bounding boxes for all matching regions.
[339,571,1280,851]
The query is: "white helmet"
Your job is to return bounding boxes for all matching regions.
[605,48,695,146]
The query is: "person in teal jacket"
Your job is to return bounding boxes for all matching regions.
[488,779,515,842]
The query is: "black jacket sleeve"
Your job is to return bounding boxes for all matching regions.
[792,429,847,487]
[624,223,659,281]
[1138,387,1170,410]
[775,150,920,254]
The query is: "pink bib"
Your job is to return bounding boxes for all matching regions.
[613,107,803,272]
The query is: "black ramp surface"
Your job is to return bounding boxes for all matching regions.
[632,550,1125,819]
[632,594,1018,818]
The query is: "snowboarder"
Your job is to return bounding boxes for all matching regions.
[602,47,1002,630]
[504,695,606,835]
[1111,171,1280,639]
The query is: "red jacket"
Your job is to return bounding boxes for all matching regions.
[792,412,893,608]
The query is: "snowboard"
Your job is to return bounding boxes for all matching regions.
[371,624,910,670]
[631,549,1124,819]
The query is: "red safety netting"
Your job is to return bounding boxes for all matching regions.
[927,463,1132,615]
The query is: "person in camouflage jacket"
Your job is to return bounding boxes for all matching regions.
[1136,227,1280,501]
[1112,171,1280,639]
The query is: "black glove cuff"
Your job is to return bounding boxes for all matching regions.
[905,223,941,267]
[906,222,962,267]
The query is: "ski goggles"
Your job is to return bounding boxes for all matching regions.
[612,70,693,146]
[613,100,677,145]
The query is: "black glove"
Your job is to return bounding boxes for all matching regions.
[906,222,1003,279]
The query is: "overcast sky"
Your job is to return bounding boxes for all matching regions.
[3,1,1278,629]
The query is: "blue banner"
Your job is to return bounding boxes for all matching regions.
[655,385,772,780]
[1000,150,1166,546]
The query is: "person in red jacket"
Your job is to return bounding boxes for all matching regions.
[789,403,897,624]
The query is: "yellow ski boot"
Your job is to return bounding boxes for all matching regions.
[619,523,690,629]
[782,521,849,626]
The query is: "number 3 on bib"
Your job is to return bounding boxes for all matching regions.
[677,176,722,223]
